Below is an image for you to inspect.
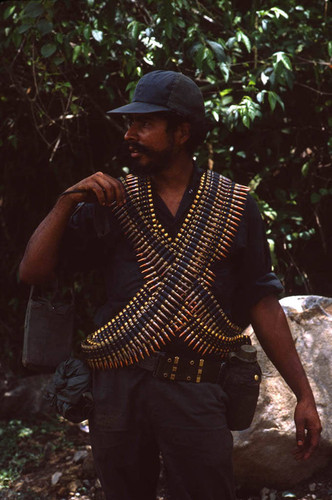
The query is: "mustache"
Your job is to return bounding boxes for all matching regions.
[116,141,151,160]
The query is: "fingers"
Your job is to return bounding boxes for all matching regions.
[102,173,126,206]
[63,172,126,207]
[293,428,321,461]
[303,429,321,460]
[293,401,322,461]
[86,171,125,207]
[293,417,306,461]
[295,416,305,448]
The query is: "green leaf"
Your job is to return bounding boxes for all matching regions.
[41,43,56,58]
[206,40,226,62]
[219,88,232,97]
[219,63,229,82]
[268,92,277,111]
[23,2,44,18]
[270,7,289,19]
[267,91,285,111]
[11,31,22,48]
[283,69,294,90]
[8,134,18,149]
[237,31,251,52]
[36,20,53,35]
[72,45,81,62]
[128,21,141,40]
[301,162,310,177]
[194,44,206,69]
[53,56,65,65]
[256,91,266,103]
[18,24,32,34]
[310,193,321,204]
[328,41,332,58]
[4,5,16,20]
[125,81,137,93]
[165,21,173,39]
[242,115,250,128]
[92,29,103,42]
[226,36,236,49]
[274,51,292,71]
[260,72,269,86]
[83,26,91,40]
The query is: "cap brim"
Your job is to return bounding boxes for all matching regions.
[107,101,170,114]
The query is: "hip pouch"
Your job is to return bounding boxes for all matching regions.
[221,345,262,431]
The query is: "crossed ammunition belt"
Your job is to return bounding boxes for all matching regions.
[81,170,251,369]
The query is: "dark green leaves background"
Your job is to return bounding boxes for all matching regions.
[1,0,331,373]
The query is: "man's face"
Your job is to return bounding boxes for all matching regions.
[122,113,177,175]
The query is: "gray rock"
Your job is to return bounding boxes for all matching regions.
[269,490,277,500]
[0,372,53,419]
[233,296,332,490]
[73,449,89,463]
[51,471,63,485]
[261,487,270,500]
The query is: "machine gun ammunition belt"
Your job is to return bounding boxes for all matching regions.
[81,170,251,369]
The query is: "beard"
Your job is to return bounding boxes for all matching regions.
[117,140,175,176]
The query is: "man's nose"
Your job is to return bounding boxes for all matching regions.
[124,122,138,141]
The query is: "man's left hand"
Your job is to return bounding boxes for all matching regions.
[293,398,322,461]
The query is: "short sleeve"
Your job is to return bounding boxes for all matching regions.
[59,203,118,273]
[231,194,283,324]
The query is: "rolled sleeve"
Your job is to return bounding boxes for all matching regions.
[59,203,116,273]
[231,194,283,325]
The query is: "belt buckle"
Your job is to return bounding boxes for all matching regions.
[154,354,206,383]
[195,358,205,383]
[154,354,179,381]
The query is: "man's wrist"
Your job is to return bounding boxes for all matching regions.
[295,387,316,405]
[55,191,81,212]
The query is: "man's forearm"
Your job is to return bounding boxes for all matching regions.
[19,195,78,284]
[250,294,314,402]
[250,293,322,459]
[19,171,126,285]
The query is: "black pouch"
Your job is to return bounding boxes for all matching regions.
[221,345,262,431]
[22,284,74,371]
[44,357,94,423]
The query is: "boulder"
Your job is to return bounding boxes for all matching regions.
[0,371,53,419]
[233,295,332,490]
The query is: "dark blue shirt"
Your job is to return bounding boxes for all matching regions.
[61,168,283,355]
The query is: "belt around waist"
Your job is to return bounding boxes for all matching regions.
[137,352,225,384]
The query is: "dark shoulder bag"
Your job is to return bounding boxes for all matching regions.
[22,284,74,371]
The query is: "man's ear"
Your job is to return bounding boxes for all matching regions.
[175,121,191,146]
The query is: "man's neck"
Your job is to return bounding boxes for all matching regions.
[151,154,194,195]
[151,153,194,217]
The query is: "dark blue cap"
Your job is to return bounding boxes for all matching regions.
[108,70,205,122]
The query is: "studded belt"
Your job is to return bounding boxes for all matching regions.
[137,352,225,384]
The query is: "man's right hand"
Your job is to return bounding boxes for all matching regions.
[61,171,126,207]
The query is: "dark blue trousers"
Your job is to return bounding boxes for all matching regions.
[89,366,235,500]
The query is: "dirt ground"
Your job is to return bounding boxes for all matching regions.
[2,419,332,500]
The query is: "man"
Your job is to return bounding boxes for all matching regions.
[19,70,321,500]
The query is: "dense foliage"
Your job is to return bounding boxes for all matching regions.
[0,0,331,372]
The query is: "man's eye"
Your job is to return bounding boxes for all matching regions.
[140,119,151,128]
[125,117,152,129]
